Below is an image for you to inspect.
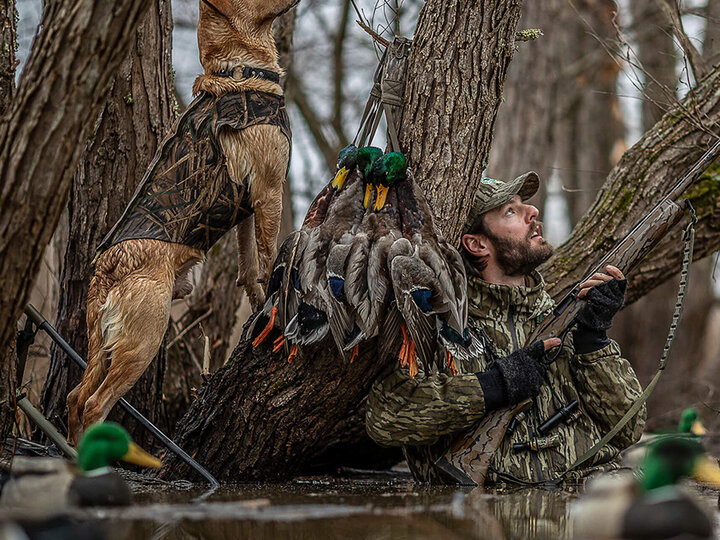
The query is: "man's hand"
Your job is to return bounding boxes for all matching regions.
[494,339,561,404]
[575,265,627,332]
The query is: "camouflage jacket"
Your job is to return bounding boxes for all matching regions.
[365,272,646,485]
[98,90,291,254]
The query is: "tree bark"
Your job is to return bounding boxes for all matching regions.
[162,0,525,482]
[398,0,525,243]
[611,0,712,425]
[487,0,625,226]
[0,0,151,381]
[38,0,175,447]
[540,65,720,302]
[0,0,17,444]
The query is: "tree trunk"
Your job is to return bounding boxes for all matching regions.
[704,0,720,65]
[161,7,298,432]
[0,0,16,444]
[398,0,525,243]
[540,65,720,302]
[0,0,151,382]
[38,0,175,446]
[487,0,624,226]
[162,0,525,482]
[610,0,713,426]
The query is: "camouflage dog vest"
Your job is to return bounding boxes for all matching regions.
[97,90,291,254]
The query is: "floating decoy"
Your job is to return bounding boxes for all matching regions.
[1,422,161,513]
[573,436,720,539]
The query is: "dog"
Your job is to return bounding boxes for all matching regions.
[66,0,297,445]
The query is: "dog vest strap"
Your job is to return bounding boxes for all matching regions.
[214,66,281,85]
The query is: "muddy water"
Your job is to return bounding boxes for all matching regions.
[64,471,720,539]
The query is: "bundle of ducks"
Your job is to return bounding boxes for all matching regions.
[249,145,479,374]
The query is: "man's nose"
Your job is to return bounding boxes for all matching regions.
[525,204,539,223]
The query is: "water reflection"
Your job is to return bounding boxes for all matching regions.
[4,472,718,540]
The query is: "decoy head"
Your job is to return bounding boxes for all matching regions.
[356,146,383,208]
[639,437,720,492]
[678,408,706,435]
[332,144,358,190]
[77,422,162,472]
[372,152,408,210]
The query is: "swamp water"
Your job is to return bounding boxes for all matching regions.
[32,469,720,539]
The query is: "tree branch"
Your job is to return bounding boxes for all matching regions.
[661,0,709,82]
[285,70,337,172]
[541,64,720,304]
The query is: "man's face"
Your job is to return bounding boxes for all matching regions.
[481,195,554,276]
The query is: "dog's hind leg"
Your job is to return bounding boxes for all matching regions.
[80,269,173,431]
[67,275,112,445]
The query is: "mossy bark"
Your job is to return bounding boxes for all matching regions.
[540,65,720,302]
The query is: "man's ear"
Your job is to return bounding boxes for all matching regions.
[461,234,490,257]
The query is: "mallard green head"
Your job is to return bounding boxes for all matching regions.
[639,437,720,492]
[678,408,706,435]
[331,144,358,190]
[356,146,383,208]
[77,422,162,472]
[372,152,408,210]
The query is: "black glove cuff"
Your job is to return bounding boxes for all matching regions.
[572,327,611,354]
[476,368,508,411]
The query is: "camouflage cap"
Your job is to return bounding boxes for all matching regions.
[463,171,540,234]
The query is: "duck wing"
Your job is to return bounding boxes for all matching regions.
[389,242,439,368]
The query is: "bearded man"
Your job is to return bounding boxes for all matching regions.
[365,172,645,485]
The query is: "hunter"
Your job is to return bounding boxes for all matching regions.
[365,173,646,485]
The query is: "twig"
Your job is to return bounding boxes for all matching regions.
[350,0,389,47]
[660,0,709,82]
[355,17,389,47]
[166,308,213,350]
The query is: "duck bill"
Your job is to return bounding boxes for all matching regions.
[691,456,720,486]
[332,167,350,190]
[364,183,374,209]
[691,420,707,435]
[374,186,389,210]
[122,442,163,469]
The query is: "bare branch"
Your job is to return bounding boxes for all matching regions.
[661,0,710,82]
[285,70,337,172]
[331,0,352,146]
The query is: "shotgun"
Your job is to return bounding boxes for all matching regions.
[526,138,720,348]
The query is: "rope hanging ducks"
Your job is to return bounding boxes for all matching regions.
[354,37,412,152]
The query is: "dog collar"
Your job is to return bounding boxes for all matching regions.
[213,66,280,85]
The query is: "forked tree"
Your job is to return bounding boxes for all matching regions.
[163,0,720,482]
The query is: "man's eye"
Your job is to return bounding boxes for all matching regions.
[506,208,515,215]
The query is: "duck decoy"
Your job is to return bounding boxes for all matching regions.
[573,436,720,539]
[1,422,161,513]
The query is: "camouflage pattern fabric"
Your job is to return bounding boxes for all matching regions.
[97,91,291,254]
[365,271,646,485]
